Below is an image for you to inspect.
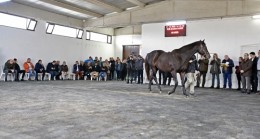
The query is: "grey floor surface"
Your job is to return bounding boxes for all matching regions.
[0,80,259,139]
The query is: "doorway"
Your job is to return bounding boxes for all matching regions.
[122,45,140,60]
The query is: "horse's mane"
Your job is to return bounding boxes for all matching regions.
[171,41,201,53]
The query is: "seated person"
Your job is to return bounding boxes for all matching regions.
[60,61,69,80]
[73,61,82,80]
[79,61,85,80]
[4,59,17,81]
[84,62,92,80]
[55,61,61,80]
[90,62,101,80]
[23,58,36,80]
[46,61,58,80]
[35,60,46,81]
[14,58,25,81]
[99,66,108,81]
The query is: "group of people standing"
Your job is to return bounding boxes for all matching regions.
[157,50,260,95]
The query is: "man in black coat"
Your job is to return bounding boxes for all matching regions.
[250,52,258,93]
[13,58,25,81]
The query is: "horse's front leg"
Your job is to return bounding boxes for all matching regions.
[168,71,178,95]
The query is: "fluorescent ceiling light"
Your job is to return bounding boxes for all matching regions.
[252,15,260,19]
[0,0,11,3]
[166,20,186,25]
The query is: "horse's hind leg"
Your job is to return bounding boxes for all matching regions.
[168,71,178,95]
[153,74,162,93]
[180,72,189,96]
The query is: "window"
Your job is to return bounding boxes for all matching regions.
[0,12,37,31]
[46,23,83,39]
[86,31,112,44]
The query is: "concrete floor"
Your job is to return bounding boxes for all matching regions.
[0,80,259,139]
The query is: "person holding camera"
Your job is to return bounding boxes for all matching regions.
[196,55,209,88]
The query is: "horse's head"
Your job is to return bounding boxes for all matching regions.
[197,40,210,59]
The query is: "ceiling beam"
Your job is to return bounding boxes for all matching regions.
[40,0,103,17]
[83,0,123,13]
[126,0,145,7]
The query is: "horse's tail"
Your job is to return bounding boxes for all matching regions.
[145,56,150,81]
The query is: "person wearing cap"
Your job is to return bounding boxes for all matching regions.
[257,50,260,94]
[250,52,259,93]
[13,58,25,81]
[23,58,36,80]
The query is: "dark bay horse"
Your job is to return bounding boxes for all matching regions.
[145,40,210,96]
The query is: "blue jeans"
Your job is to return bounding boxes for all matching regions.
[223,73,232,88]
[211,73,220,87]
[27,69,36,79]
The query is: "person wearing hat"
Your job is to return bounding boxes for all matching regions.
[250,52,259,93]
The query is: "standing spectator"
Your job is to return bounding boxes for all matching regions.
[60,61,69,80]
[109,57,116,80]
[240,53,253,94]
[84,56,94,66]
[121,59,127,81]
[4,59,17,82]
[135,55,144,84]
[257,50,260,94]
[235,57,243,90]
[13,58,25,81]
[250,52,258,93]
[115,59,122,80]
[35,60,46,81]
[221,55,234,89]
[23,58,36,80]
[46,61,58,80]
[185,55,199,96]
[196,55,209,88]
[73,61,81,80]
[210,53,221,89]
[99,57,103,67]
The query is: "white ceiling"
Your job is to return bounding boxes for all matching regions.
[12,0,164,19]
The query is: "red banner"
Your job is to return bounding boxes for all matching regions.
[165,24,186,37]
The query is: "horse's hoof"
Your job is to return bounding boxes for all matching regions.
[159,91,162,94]
[168,91,172,95]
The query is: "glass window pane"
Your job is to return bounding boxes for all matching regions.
[77,29,83,38]
[107,35,112,44]
[86,31,90,40]
[27,20,37,30]
[90,32,107,43]
[46,24,54,33]
[52,25,77,38]
[0,13,27,29]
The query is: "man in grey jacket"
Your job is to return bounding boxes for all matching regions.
[240,53,253,94]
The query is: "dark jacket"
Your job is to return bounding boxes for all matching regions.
[92,65,101,72]
[186,55,198,73]
[115,62,122,71]
[240,59,253,77]
[14,63,21,71]
[110,60,115,71]
[60,65,68,72]
[198,59,209,72]
[210,58,221,74]
[4,61,15,71]
[251,57,258,74]
[46,63,56,72]
[222,58,234,74]
[135,58,144,70]
[73,64,80,73]
[35,63,45,72]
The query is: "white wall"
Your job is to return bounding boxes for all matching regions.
[0,20,114,71]
[142,16,260,88]
[114,35,142,59]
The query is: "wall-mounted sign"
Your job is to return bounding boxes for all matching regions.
[165,24,186,37]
